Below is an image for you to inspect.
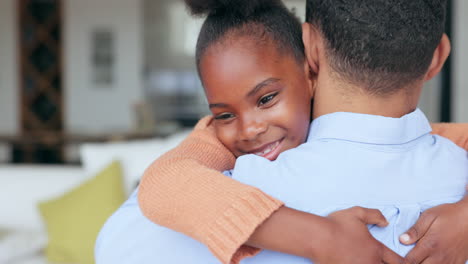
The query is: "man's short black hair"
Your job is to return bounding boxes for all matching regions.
[306,0,448,95]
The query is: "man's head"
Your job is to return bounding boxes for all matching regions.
[304,0,449,96]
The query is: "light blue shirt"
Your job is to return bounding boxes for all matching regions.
[96,109,468,264]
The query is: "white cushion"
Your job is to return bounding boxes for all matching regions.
[0,230,47,264]
[0,166,84,231]
[80,130,190,195]
[8,255,50,264]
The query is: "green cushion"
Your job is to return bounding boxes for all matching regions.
[39,161,125,264]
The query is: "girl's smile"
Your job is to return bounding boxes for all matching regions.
[243,137,284,160]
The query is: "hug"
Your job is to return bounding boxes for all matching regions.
[97,0,468,263]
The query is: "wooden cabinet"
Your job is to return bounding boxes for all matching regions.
[17,0,64,163]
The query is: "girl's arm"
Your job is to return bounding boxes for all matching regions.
[138,116,284,263]
[138,117,391,264]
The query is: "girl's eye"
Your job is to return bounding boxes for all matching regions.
[214,113,235,120]
[258,92,278,106]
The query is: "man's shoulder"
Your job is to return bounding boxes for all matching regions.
[432,133,468,155]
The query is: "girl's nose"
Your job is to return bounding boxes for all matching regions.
[239,118,267,141]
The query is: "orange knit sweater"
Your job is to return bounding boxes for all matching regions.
[138,118,468,264]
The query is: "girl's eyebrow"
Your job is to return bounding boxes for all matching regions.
[246,78,281,98]
[209,103,228,109]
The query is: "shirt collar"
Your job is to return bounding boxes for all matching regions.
[307,108,432,145]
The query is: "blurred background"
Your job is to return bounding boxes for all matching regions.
[0,0,466,165]
[0,1,466,263]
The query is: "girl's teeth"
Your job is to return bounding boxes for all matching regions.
[254,141,279,156]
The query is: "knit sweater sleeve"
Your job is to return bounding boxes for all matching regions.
[138,116,284,264]
[431,123,468,150]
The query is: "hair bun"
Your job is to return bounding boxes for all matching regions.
[184,0,281,17]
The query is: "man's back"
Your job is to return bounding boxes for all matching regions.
[96,109,467,263]
[232,109,467,260]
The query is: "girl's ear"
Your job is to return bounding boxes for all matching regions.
[302,22,320,75]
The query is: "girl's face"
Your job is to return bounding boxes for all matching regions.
[200,39,314,160]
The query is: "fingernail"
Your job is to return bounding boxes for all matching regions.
[400,233,410,243]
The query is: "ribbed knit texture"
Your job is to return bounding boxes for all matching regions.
[138,116,283,264]
[138,120,467,264]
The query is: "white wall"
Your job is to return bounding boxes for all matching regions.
[0,0,18,135]
[453,0,468,122]
[64,0,143,133]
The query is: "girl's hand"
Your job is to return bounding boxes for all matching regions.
[400,194,468,264]
[318,206,404,264]
[247,206,404,264]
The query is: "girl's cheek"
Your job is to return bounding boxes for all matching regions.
[269,103,291,121]
[216,127,236,149]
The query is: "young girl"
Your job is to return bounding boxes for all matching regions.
[138,0,468,263]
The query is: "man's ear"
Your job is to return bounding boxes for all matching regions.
[302,22,320,75]
[425,33,451,81]
[303,58,317,97]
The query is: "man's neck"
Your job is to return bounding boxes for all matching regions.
[312,79,423,119]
